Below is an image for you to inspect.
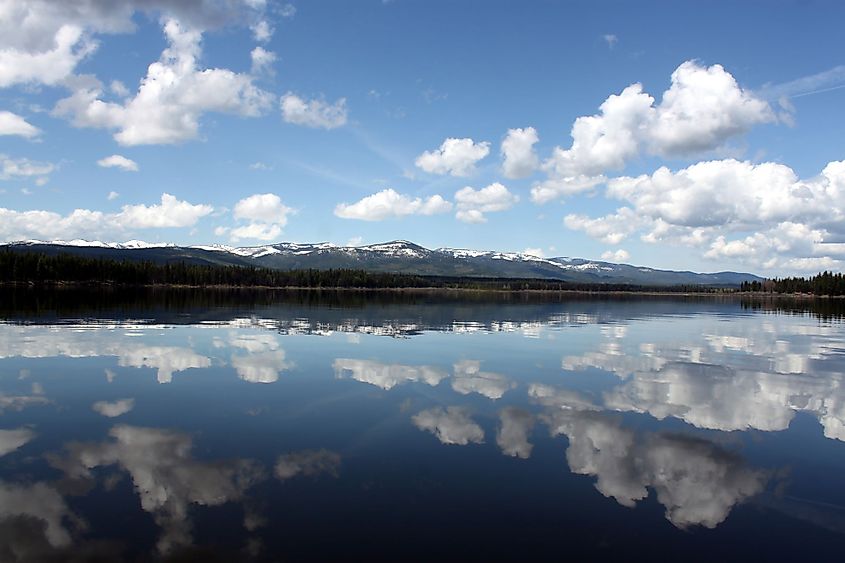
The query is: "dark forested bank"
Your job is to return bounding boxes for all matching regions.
[740,271,845,296]
[0,250,735,292]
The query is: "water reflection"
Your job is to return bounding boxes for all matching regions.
[1,294,845,559]
[412,407,485,445]
[544,409,767,529]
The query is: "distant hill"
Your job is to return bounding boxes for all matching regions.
[1,239,764,287]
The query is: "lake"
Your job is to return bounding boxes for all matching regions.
[2,289,845,561]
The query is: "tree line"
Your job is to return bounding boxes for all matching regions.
[740,271,845,295]
[0,250,738,292]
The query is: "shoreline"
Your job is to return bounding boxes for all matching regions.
[0,281,841,298]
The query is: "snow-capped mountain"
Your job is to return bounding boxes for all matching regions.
[2,239,762,286]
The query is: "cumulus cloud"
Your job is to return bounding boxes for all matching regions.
[228,192,293,242]
[97,154,138,172]
[0,24,97,88]
[333,358,448,389]
[0,0,273,88]
[501,127,539,179]
[91,398,134,418]
[53,19,274,145]
[334,188,452,221]
[275,449,341,481]
[0,111,41,138]
[415,137,491,177]
[536,61,775,204]
[0,154,54,183]
[250,46,276,74]
[118,193,213,228]
[0,193,212,242]
[601,249,630,262]
[454,182,518,224]
[564,208,640,245]
[233,193,292,224]
[412,406,485,445]
[564,158,845,271]
[280,92,348,129]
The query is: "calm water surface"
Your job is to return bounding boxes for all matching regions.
[2,290,845,561]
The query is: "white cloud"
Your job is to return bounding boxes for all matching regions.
[601,249,630,262]
[0,193,212,242]
[97,154,138,172]
[538,61,775,204]
[230,222,282,241]
[0,0,273,88]
[0,24,97,88]
[251,19,273,42]
[229,193,293,242]
[603,34,618,48]
[334,188,452,221]
[530,174,606,204]
[118,193,213,228]
[412,406,485,446]
[110,79,129,96]
[234,193,292,224]
[649,61,774,156]
[250,46,276,74]
[54,19,274,145]
[415,137,490,177]
[562,158,845,271]
[107,190,119,200]
[0,154,54,181]
[278,3,297,18]
[91,398,134,417]
[0,111,41,138]
[501,127,539,179]
[564,207,642,245]
[280,92,348,129]
[454,182,518,224]
[522,247,544,258]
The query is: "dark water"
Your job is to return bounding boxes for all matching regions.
[2,289,845,561]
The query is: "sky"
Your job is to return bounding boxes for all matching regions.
[1,0,844,275]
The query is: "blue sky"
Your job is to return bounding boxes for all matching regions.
[1,0,844,275]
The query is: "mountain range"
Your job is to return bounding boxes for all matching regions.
[1,239,763,286]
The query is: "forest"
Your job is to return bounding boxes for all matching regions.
[5,250,842,294]
[0,250,736,292]
[740,271,845,295]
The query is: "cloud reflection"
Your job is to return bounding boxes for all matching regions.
[496,407,534,458]
[333,358,447,389]
[50,425,264,554]
[543,409,767,528]
[412,406,485,445]
[0,428,36,457]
